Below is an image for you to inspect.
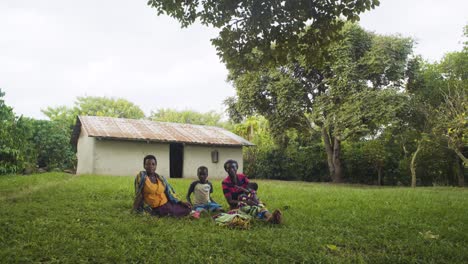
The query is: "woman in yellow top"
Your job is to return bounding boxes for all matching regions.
[132,155,191,217]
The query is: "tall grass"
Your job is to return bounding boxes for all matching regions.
[1,173,467,263]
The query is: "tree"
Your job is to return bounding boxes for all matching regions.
[431,37,467,187]
[42,96,146,127]
[404,25,467,187]
[29,119,76,170]
[434,51,467,166]
[147,0,380,71]
[40,96,145,172]
[227,23,413,183]
[0,89,34,174]
[149,108,225,127]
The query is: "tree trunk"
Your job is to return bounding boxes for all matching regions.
[456,155,465,187]
[377,166,382,186]
[332,137,343,183]
[322,126,335,178]
[321,127,343,183]
[410,141,422,188]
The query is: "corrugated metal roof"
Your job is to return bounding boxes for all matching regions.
[75,116,254,146]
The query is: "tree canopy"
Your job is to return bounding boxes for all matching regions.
[227,23,413,182]
[42,96,145,128]
[148,0,380,70]
[149,108,225,127]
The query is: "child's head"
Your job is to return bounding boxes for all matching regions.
[247,182,258,191]
[197,166,208,183]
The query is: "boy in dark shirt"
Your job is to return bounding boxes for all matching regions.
[186,166,223,218]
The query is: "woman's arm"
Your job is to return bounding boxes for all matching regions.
[225,193,246,208]
[132,193,144,212]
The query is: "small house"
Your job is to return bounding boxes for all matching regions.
[71,116,253,178]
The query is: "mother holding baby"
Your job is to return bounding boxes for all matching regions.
[221,159,282,224]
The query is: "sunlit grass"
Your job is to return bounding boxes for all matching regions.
[1,173,467,263]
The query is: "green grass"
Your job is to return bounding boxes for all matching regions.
[1,173,467,263]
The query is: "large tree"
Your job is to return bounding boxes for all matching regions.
[405,27,467,186]
[148,0,380,70]
[227,23,413,182]
[0,89,34,174]
[42,96,145,127]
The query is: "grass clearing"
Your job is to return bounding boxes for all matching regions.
[1,173,467,263]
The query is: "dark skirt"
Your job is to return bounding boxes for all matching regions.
[151,201,191,217]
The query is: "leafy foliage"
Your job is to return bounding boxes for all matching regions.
[149,108,226,127]
[42,96,145,128]
[28,120,76,170]
[228,23,413,182]
[0,89,34,174]
[148,0,380,71]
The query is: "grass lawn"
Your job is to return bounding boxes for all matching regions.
[1,173,467,263]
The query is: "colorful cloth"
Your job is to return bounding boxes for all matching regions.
[238,189,261,206]
[143,177,168,208]
[134,171,182,214]
[212,211,252,229]
[221,173,249,208]
[238,205,268,220]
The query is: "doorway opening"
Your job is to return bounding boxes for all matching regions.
[170,143,183,178]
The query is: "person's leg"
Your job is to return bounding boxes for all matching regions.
[193,204,208,212]
[157,202,190,217]
[170,202,191,217]
[207,202,223,212]
[271,209,283,224]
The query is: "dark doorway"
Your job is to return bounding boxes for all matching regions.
[170,143,184,178]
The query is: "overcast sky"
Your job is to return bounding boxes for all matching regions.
[1,0,467,120]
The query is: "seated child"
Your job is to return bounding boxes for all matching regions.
[237,182,262,207]
[236,182,282,224]
[186,166,223,218]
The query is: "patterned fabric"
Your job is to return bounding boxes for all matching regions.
[221,173,249,208]
[134,171,180,213]
[238,189,261,206]
[239,205,268,220]
[213,211,252,229]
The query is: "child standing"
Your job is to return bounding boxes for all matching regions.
[186,166,223,218]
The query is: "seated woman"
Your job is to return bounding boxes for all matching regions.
[221,159,282,224]
[132,154,191,217]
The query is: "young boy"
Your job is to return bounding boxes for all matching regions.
[186,166,223,218]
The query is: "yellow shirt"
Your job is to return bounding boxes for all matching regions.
[143,177,168,208]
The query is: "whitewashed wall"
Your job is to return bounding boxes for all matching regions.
[76,133,245,178]
[182,145,243,179]
[76,130,95,175]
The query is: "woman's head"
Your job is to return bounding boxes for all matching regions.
[224,159,238,177]
[143,155,157,175]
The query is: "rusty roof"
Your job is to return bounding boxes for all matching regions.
[72,116,254,147]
